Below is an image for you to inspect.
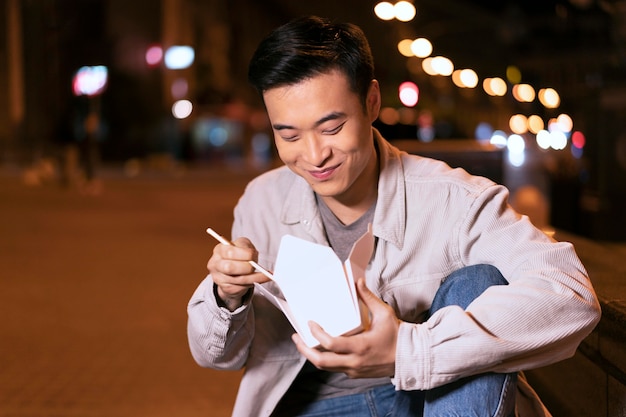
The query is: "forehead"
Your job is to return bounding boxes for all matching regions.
[263,70,360,124]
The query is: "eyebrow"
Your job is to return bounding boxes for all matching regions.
[272,111,346,131]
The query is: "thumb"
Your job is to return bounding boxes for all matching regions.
[355,278,380,309]
[232,236,255,249]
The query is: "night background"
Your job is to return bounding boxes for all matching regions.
[2,0,626,239]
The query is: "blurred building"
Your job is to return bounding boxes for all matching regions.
[1,0,626,239]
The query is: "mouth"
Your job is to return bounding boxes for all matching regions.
[307,164,340,181]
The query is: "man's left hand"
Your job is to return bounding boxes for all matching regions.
[292,278,399,379]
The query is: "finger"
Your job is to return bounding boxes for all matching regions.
[355,277,374,301]
[214,270,267,287]
[292,333,352,372]
[308,321,365,357]
[255,273,272,284]
[208,257,252,279]
[231,236,254,248]
[355,278,385,313]
[291,333,321,361]
[307,321,341,351]
[209,246,256,275]
[220,242,258,263]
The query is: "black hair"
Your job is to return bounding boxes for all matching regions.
[248,16,375,105]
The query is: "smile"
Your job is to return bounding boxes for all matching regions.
[308,165,340,181]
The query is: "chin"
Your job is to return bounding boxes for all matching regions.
[312,182,346,198]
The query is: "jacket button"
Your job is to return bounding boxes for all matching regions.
[406,377,416,387]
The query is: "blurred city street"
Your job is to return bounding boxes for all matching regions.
[0,166,256,417]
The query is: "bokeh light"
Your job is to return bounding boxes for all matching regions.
[536,130,552,149]
[509,114,529,134]
[164,46,195,70]
[507,134,526,167]
[539,127,568,150]
[145,45,163,67]
[452,69,478,88]
[538,88,561,108]
[571,145,584,159]
[452,71,463,88]
[399,81,419,107]
[572,131,586,149]
[411,38,432,58]
[208,125,228,147]
[394,1,417,22]
[528,115,544,134]
[379,107,400,125]
[550,130,568,150]
[506,65,522,84]
[172,99,193,119]
[374,2,395,20]
[431,56,454,76]
[375,1,416,21]
[398,39,414,57]
[507,134,526,154]
[475,122,493,141]
[171,78,188,99]
[72,65,108,96]
[461,69,478,88]
[483,77,507,96]
[422,57,437,75]
[557,113,574,133]
[509,151,525,167]
[490,130,508,148]
[512,84,536,102]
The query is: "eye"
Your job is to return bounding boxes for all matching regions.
[274,129,299,142]
[280,134,299,142]
[322,122,346,135]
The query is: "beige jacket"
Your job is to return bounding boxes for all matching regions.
[187,130,601,416]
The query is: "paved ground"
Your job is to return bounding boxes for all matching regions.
[0,166,258,417]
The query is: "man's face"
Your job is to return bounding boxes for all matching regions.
[263,70,381,206]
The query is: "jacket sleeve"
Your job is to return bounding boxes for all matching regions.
[393,183,601,391]
[186,190,259,370]
[187,274,255,370]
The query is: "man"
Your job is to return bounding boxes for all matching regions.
[187,16,600,416]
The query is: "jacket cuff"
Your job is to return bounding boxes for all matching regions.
[392,321,430,391]
[211,282,253,319]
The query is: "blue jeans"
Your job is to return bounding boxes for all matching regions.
[282,265,517,417]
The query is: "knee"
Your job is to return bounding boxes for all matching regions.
[431,265,508,312]
[445,264,508,288]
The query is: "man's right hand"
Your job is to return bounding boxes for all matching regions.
[208,237,269,311]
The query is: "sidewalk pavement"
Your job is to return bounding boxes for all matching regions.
[0,167,256,417]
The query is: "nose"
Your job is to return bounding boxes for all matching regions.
[303,134,331,167]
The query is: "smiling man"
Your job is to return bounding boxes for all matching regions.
[187,16,600,417]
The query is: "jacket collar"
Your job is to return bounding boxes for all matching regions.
[279,128,407,249]
[372,129,407,250]
[280,174,328,244]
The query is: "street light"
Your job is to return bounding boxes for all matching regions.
[374,1,416,22]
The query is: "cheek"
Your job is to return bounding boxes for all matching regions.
[274,141,297,165]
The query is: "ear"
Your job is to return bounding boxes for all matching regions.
[366,79,381,123]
